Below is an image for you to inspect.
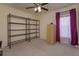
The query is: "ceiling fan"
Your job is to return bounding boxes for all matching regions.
[25,3,48,13]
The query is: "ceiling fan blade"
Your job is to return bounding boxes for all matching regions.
[41,3,48,6]
[33,3,38,6]
[41,7,48,11]
[26,7,35,9]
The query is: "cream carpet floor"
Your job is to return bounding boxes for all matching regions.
[3,39,79,56]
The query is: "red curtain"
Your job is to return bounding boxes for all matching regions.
[70,9,78,45]
[56,12,60,42]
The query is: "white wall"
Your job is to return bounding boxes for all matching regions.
[38,4,79,43]
[78,5,79,44]
[0,4,37,47]
[37,12,55,40]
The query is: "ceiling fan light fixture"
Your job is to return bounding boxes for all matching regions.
[34,7,37,11]
[38,6,41,12]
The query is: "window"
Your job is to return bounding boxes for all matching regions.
[60,11,71,44]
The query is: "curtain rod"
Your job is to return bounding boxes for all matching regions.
[56,8,76,13]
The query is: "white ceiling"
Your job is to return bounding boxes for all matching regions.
[4,3,76,14]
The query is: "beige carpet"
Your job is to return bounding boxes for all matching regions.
[3,39,79,56]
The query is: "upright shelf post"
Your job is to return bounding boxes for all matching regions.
[36,20,37,39]
[25,18,27,41]
[28,18,31,42]
[7,14,11,48]
[39,20,40,39]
